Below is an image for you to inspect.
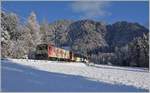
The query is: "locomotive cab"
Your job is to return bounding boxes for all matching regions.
[35,44,48,60]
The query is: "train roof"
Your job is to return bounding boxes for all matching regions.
[37,44,48,47]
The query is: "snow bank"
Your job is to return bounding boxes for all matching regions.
[1,58,149,92]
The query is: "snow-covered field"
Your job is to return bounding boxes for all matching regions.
[1,58,149,92]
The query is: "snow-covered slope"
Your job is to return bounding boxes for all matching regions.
[1,59,149,92]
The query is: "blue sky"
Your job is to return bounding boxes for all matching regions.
[2,1,149,27]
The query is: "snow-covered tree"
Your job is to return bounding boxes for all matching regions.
[40,20,49,43]
[1,11,20,58]
[1,11,33,58]
[128,34,149,67]
[27,12,42,47]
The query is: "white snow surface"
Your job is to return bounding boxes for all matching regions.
[1,58,149,92]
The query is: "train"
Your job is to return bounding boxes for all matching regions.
[35,44,89,63]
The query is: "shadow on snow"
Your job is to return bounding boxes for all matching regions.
[1,59,148,92]
[90,64,149,73]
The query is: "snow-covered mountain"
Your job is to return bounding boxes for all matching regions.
[1,11,149,67]
[1,59,149,92]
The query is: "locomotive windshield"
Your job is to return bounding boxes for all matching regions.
[36,44,48,50]
[36,44,48,54]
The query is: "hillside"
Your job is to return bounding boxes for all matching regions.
[107,21,148,48]
[45,19,148,67]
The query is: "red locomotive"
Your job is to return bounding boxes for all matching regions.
[35,44,88,63]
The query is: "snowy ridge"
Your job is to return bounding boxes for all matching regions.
[1,58,149,91]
